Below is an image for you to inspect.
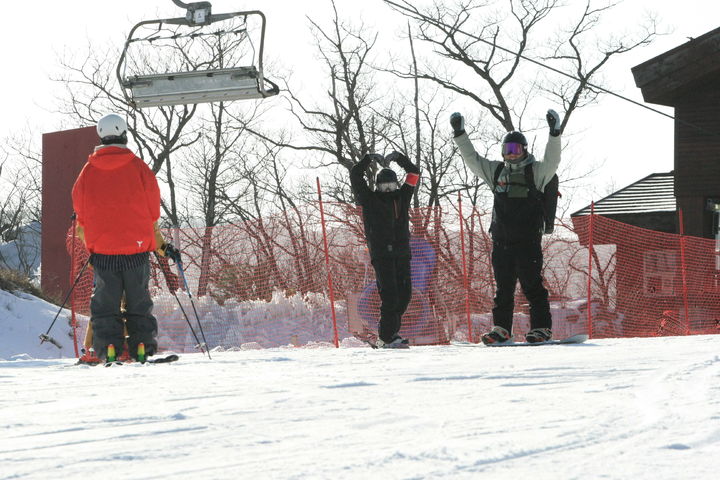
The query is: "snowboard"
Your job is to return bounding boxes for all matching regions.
[366,341,410,350]
[452,333,588,347]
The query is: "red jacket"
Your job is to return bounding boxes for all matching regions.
[72,146,161,255]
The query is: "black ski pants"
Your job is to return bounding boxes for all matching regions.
[491,239,551,333]
[91,261,158,359]
[372,255,412,343]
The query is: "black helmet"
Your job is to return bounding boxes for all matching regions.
[502,130,527,146]
[376,168,398,184]
[501,130,528,161]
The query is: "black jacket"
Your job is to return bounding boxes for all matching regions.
[350,154,420,259]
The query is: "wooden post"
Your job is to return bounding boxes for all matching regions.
[458,193,472,341]
[587,203,595,338]
[678,209,691,335]
[316,178,339,347]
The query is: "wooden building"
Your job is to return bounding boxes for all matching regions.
[569,28,720,335]
[571,172,676,234]
[631,27,720,238]
[573,26,720,238]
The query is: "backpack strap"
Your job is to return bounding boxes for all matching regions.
[525,163,561,234]
[492,163,504,192]
[523,163,540,196]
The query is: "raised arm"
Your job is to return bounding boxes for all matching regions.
[350,154,381,206]
[386,151,419,180]
[386,151,420,206]
[533,109,562,190]
[450,113,502,188]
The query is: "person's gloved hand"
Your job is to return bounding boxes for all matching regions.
[385,151,410,166]
[450,112,465,137]
[385,150,417,173]
[547,109,561,137]
[156,255,180,292]
[158,243,182,263]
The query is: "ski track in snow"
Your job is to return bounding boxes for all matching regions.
[1,336,719,479]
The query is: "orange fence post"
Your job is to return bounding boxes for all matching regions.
[316,177,340,347]
[458,193,472,341]
[678,209,691,335]
[587,203,594,338]
[70,215,79,357]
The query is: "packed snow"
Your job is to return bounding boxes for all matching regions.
[1,288,719,479]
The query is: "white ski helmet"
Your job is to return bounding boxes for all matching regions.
[96,114,128,142]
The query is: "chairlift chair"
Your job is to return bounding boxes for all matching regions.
[117,1,279,109]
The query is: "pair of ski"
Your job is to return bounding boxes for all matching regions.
[452,333,588,347]
[76,354,180,366]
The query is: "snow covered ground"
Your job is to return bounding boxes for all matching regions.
[2,329,719,479]
[1,286,719,479]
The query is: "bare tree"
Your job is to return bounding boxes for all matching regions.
[53,46,199,227]
[52,17,283,298]
[239,0,395,203]
[541,1,658,120]
[386,0,656,130]
[0,135,42,276]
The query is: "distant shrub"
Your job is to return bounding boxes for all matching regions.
[0,268,55,303]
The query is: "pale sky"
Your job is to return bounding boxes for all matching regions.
[1,0,718,212]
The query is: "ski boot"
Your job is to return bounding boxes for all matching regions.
[375,334,410,349]
[525,328,552,344]
[117,342,132,363]
[481,326,511,345]
[77,347,103,365]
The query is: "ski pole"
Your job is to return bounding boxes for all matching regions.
[40,256,91,349]
[175,259,212,360]
[153,253,207,357]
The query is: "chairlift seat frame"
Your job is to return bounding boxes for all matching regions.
[117,7,278,109]
[125,66,274,108]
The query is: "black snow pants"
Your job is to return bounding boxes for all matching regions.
[372,255,412,343]
[91,260,158,359]
[491,239,551,334]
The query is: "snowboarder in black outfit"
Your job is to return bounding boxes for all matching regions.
[451,109,562,344]
[350,151,421,348]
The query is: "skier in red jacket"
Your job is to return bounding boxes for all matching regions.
[72,113,178,361]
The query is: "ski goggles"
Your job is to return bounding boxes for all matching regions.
[377,182,399,193]
[502,142,525,156]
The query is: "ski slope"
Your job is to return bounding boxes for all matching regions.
[1,333,718,479]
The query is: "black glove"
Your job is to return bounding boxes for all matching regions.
[547,109,561,137]
[450,112,465,137]
[385,150,410,167]
[160,243,182,263]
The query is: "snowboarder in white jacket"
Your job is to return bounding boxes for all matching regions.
[451,109,562,344]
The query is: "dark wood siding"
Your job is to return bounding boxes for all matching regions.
[674,82,720,238]
[674,85,720,197]
[631,29,720,240]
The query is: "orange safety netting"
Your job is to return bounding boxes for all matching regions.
[572,214,720,338]
[65,202,720,354]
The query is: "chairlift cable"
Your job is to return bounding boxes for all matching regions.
[171,0,198,8]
